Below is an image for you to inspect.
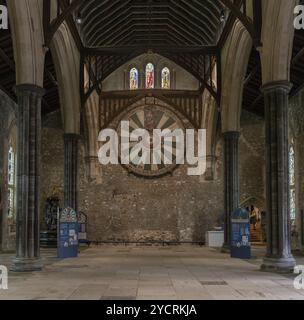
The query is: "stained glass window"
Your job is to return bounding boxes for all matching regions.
[130,68,138,90]
[161,67,170,89]
[145,63,154,89]
[8,146,15,219]
[289,144,296,222]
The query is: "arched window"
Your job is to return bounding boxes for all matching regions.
[7,146,16,219]
[130,68,138,90]
[161,67,170,89]
[145,63,154,89]
[289,143,296,223]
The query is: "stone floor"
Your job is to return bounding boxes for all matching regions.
[0,245,304,300]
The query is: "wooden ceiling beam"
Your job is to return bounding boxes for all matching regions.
[292,47,304,66]
[0,47,15,70]
[80,0,223,47]
[44,0,85,46]
[219,0,261,47]
[84,45,218,55]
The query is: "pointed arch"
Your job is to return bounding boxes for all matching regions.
[50,22,81,134]
[221,20,253,132]
[7,0,45,86]
[260,0,297,83]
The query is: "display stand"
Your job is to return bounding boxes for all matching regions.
[57,207,79,258]
[231,208,251,259]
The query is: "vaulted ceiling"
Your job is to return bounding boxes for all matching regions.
[74,0,227,107]
[1,0,304,119]
[242,28,304,117]
[78,0,225,47]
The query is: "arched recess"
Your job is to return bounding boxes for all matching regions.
[7,0,45,86]
[240,197,266,211]
[50,22,81,134]
[260,0,297,84]
[221,20,253,132]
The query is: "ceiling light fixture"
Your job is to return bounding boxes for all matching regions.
[220,10,226,23]
[75,12,82,25]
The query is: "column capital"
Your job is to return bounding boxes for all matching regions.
[14,84,45,97]
[261,81,293,94]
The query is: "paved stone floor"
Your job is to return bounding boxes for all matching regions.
[0,245,304,300]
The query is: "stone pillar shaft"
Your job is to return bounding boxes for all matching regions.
[223,131,240,250]
[12,84,45,272]
[261,81,296,272]
[64,134,79,210]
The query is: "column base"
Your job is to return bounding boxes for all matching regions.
[10,257,42,272]
[260,256,296,273]
[221,243,231,253]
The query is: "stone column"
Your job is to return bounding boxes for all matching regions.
[11,84,45,272]
[261,81,296,272]
[64,134,80,210]
[222,131,240,252]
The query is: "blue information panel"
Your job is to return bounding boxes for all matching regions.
[58,207,79,258]
[230,208,251,259]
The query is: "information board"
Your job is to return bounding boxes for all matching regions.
[57,207,79,258]
[230,208,251,259]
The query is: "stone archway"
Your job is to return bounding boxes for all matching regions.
[7,0,45,86]
[220,19,253,251]
[50,22,81,135]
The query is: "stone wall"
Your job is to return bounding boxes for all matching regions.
[77,152,224,243]
[40,111,64,229]
[239,110,266,210]
[39,109,266,243]
[0,91,17,252]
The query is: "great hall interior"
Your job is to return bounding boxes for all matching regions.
[0,0,304,300]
